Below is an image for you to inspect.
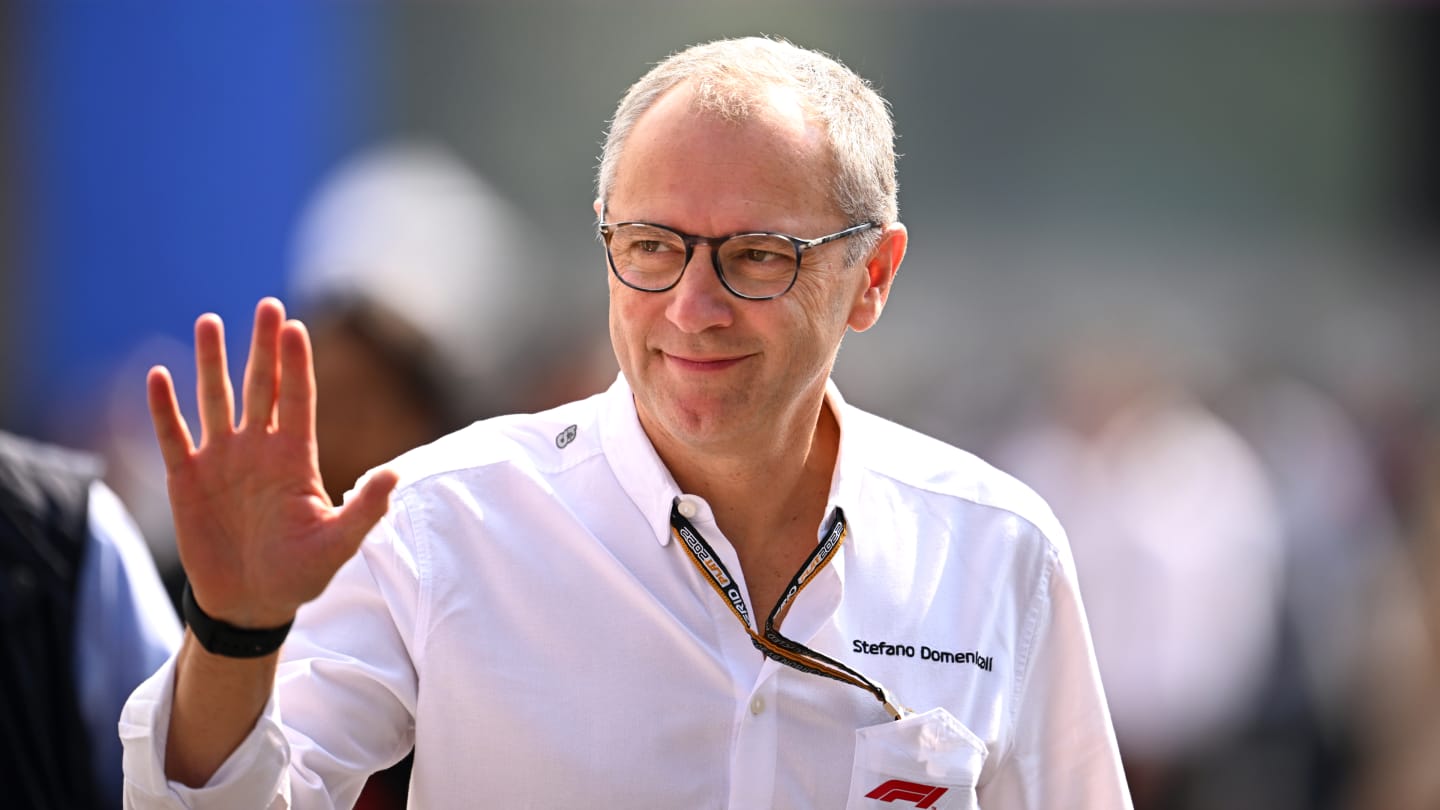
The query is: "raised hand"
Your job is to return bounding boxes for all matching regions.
[148,298,399,629]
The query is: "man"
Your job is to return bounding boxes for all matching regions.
[121,37,1130,808]
[0,430,180,809]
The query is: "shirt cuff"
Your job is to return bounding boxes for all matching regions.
[120,654,292,809]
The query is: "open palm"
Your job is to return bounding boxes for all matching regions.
[148,298,398,629]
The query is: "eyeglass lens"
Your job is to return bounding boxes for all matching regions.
[607,224,798,298]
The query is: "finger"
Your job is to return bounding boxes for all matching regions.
[275,318,316,439]
[147,365,196,472]
[194,313,236,445]
[240,298,285,432]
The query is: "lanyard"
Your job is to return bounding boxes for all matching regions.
[670,497,907,721]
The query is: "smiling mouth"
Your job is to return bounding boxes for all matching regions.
[662,352,749,372]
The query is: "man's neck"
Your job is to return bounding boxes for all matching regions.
[649,395,841,556]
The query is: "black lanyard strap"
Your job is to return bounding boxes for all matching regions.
[670,497,907,720]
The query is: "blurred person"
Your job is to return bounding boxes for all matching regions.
[0,430,181,809]
[1218,375,1404,808]
[1345,418,1440,810]
[120,37,1130,808]
[995,341,1285,810]
[288,141,553,505]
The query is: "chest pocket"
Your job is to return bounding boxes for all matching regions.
[844,707,987,810]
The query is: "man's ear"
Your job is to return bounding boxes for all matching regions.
[847,222,907,333]
[593,199,603,219]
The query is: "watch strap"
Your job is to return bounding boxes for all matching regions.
[181,581,294,658]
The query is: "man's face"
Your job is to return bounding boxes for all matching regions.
[605,84,876,457]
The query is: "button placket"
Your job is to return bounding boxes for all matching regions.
[728,678,779,809]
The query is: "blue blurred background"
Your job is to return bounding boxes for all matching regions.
[3,4,1437,809]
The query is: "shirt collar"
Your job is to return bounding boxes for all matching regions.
[598,373,862,549]
[823,378,866,603]
[598,373,682,547]
[822,378,863,529]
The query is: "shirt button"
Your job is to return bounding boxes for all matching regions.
[677,499,698,519]
[749,695,766,716]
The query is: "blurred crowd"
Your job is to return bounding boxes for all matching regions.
[986,335,1439,810]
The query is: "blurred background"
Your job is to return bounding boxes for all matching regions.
[2,3,1436,809]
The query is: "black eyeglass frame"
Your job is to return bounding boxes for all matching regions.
[598,219,880,301]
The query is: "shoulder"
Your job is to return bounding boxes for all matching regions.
[0,431,102,548]
[0,430,102,494]
[371,390,608,500]
[843,405,1069,558]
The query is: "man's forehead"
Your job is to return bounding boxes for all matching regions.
[618,82,826,173]
[605,80,841,229]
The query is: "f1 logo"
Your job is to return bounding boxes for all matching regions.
[865,779,949,808]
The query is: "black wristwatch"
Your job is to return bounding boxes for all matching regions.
[181,581,294,658]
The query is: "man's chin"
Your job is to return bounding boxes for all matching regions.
[640,396,749,449]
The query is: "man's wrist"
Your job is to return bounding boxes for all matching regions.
[181,581,294,658]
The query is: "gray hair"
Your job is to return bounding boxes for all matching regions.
[596,36,897,265]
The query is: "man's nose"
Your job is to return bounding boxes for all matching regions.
[664,246,734,333]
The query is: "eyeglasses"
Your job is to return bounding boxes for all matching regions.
[598,219,879,300]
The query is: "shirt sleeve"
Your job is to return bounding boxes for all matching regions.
[979,543,1134,810]
[119,497,421,810]
[119,655,293,809]
[74,480,183,805]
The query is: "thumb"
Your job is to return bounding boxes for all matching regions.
[335,468,400,544]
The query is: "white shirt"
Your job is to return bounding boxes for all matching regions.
[121,376,1129,809]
